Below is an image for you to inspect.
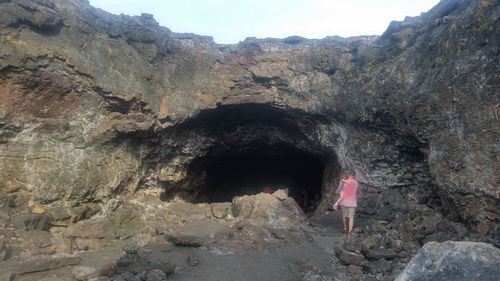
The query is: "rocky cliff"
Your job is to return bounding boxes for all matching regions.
[0,0,498,239]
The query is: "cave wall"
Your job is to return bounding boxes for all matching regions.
[0,0,498,233]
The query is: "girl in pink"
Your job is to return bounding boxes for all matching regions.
[333,170,358,233]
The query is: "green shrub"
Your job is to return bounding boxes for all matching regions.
[434,57,445,66]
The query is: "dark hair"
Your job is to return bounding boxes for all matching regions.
[348,170,356,177]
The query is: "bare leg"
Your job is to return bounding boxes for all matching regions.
[348,216,354,233]
[342,217,347,232]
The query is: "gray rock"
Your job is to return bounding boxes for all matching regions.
[165,232,205,247]
[396,241,500,281]
[339,249,365,266]
[146,269,167,281]
[115,272,139,281]
[343,236,363,253]
[122,243,140,255]
[0,272,15,281]
[365,247,397,260]
[186,252,199,266]
[0,239,7,261]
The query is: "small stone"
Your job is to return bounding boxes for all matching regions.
[73,266,98,281]
[156,243,172,252]
[64,219,107,239]
[115,272,136,281]
[32,207,46,214]
[0,239,7,261]
[0,272,15,281]
[347,265,363,274]
[186,252,199,266]
[17,254,81,274]
[146,269,167,281]
[99,263,116,278]
[165,233,205,247]
[122,243,140,255]
[343,236,362,253]
[211,203,231,219]
[88,277,110,281]
[390,240,404,252]
[339,249,365,265]
[365,247,397,260]
[272,189,288,201]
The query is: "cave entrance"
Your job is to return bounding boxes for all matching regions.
[192,144,325,212]
[163,103,340,213]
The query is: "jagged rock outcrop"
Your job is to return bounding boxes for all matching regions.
[0,0,498,241]
[396,241,500,281]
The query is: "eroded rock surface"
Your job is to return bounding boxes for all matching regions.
[0,0,499,280]
[396,241,500,281]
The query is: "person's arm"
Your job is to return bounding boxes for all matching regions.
[335,190,345,205]
[335,181,344,194]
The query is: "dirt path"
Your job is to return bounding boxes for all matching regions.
[154,211,351,281]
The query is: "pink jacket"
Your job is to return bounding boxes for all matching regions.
[341,177,358,207]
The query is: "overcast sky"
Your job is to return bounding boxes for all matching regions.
[89,0,441,44]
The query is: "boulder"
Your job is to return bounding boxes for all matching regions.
[17,230,55,255]
[412,213,442,236]
[365,247,397,260]
[16,254,81,274]
[146,269,168,281]
[396,241,500,281]
[176,220,230,243]
[211,203,231,219]
[272,189,288,201]
[339,249,365,266]
[73,266,99,281]
[164,232,205,247]
[232,195,255,218]
[0,272,15,281]
[346,265,363,274]
[11,213,51,231]
[64,218,107,239]
[343,236,363,253]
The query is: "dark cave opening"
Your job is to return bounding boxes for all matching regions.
[161,103,340,213]
[192,144,326,213]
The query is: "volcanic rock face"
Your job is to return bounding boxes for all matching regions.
[396,241,500,281]
[0,0,498,256]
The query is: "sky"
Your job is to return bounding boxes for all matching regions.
[89,0,441,44]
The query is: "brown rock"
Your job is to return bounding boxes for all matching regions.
[272,189,288,201]
[0,238,7,261]
[73,266,99,281]
[64,218,107,239]
[0,273,15,281]
[231,195,255,218]
[32,206,46,214]
[211,202,231,219]
[16,254,81,274]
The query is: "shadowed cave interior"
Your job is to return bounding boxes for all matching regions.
[165,104,337,212]
[192,145,326,212]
